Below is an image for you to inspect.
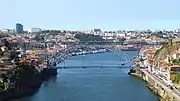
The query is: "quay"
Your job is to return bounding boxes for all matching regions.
[140,69,180,101]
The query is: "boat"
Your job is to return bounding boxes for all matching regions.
[128,68,136,75]
[121,63,125,65]
[71,53,76,56]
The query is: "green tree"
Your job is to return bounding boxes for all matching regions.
[0,73,8,83]
[0,33,9,39]
[5,40,12,50]
[33,35,44,41]
[174,73,180,83]
[0,73,8,90]
[7,62,40,89]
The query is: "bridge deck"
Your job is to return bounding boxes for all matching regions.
[56,66,131,69]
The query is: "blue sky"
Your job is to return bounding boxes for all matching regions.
[0,0,180,30]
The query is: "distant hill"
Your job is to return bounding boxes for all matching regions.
[74,34,104,41]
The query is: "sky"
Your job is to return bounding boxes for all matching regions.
[0,0,180,30]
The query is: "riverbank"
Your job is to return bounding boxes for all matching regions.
[9,51,158,101]
[129,70,180,101]
[0,81,41,101]
[129,73,161,101]
[0,48,107,100]
[0,72,42,101]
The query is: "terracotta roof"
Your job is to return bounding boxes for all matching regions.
[0,68,10,70]
[169,65,180,68]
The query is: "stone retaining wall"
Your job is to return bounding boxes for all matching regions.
[139,69,180,101]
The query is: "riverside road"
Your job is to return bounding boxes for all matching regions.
[12,52,158,101]
[142,69,180,99]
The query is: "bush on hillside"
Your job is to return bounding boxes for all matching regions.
[7,62,40,89]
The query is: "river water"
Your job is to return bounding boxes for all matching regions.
[12,51,158,101]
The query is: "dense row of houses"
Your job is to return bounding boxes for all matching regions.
[140,43,180,83]
[0,35,67,73]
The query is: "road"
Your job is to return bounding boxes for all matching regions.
[141,69,180,100]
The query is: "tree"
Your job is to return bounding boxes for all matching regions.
[174,73,180,83]
[4,40,12,50]
[74,34,104,41]
[33,35,44,41]
[7,62,40,89]
[0,33,9,39]
[0,73,8,90]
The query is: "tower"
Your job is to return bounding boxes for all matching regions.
[16,23,23,34]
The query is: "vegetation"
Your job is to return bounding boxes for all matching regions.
[154,44,170,62]
[0,62,41,91]
[173,73,180,83]
[153,39,180,63]
[8,62,40,89]
[0,73,8,91]
[74,34,104,41]
[0,33,9,39]
[172,58,180,65]
[33,35,44,41]
[0,38,42,95]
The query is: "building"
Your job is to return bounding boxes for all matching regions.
[175,29,180,33]
[16,23,23,34]
[0,29,9,33]
[9,29,16,33]
[91,29,102,35]
[28,28,42,33]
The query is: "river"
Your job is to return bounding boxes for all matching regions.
[12,51,158,101]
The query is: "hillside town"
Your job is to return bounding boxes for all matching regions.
[135,39,180,87]
[1,24,180,100]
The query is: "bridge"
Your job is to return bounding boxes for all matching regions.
[42,41,137,70]
[56,66,132,69]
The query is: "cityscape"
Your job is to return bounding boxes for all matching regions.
[1,23,180,44]
[1,0,180,101]
[0,23,180,101]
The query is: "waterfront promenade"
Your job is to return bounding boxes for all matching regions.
[141,69,180,101]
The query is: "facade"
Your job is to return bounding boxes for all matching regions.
[28,28,42,33]
[16,23,23,34]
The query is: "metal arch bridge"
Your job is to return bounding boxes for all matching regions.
[46,44,134,69]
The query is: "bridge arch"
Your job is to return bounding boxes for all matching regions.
[46,44,136,69]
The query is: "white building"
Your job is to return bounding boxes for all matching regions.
[28,28,42,33]
[116,33,126,37]
[0,29,9,33]
[175,29,180,33]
